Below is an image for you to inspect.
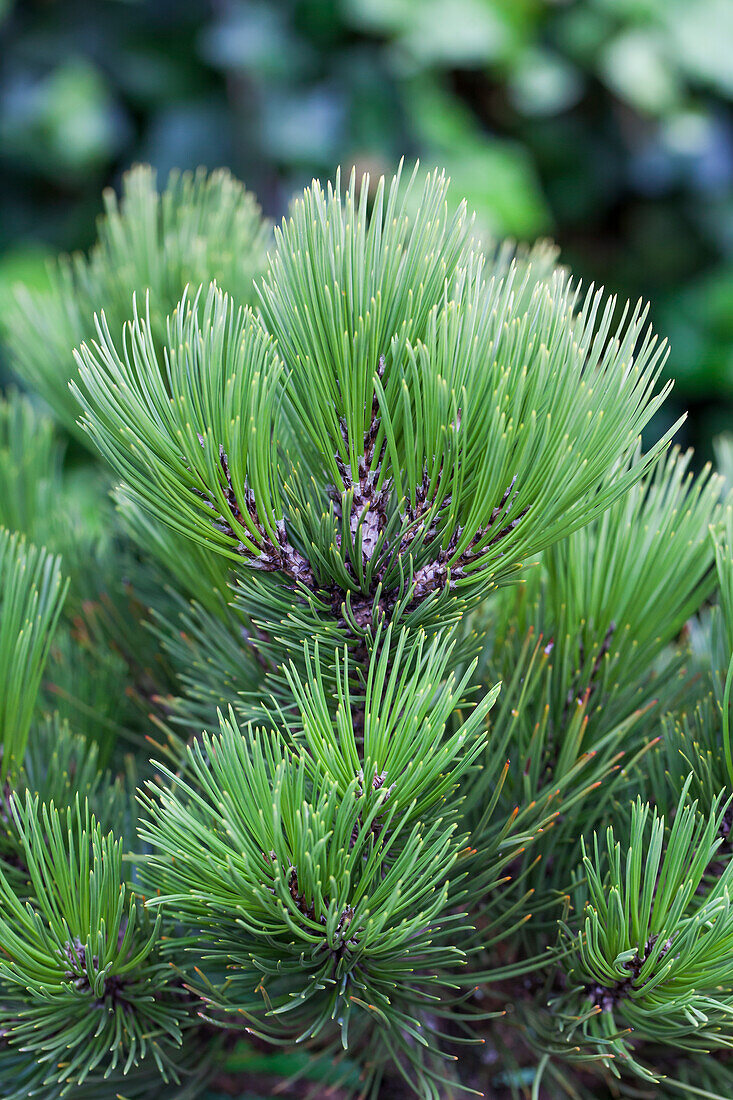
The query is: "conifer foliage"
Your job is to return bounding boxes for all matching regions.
[1,162,733,1099]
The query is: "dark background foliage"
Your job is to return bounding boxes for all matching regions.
[2,0,733,452]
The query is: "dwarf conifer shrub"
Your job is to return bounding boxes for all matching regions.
[1,162,732,1099]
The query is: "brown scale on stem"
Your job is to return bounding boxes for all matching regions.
[398,465,453,559]
[196,359,531,635]
[287,866,317,923]
[409,474,529,604]
[330,355,390,569]
[194,435,314,587]
[61,934,133,1012]
[388,462,455,605]
[350,767,395,849]
[285,865,359,959]
[588,933,674,1012]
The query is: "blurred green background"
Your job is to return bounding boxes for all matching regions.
[1,0,732,454]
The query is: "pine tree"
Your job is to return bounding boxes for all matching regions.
[1,161,732,1099]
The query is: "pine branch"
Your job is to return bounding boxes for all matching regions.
[6,165,270,438]
[139,630,499,1093]
[0,797,205,1094]
[74,169,680,675]
[552,784,733,1082]
[0,529,68,777]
